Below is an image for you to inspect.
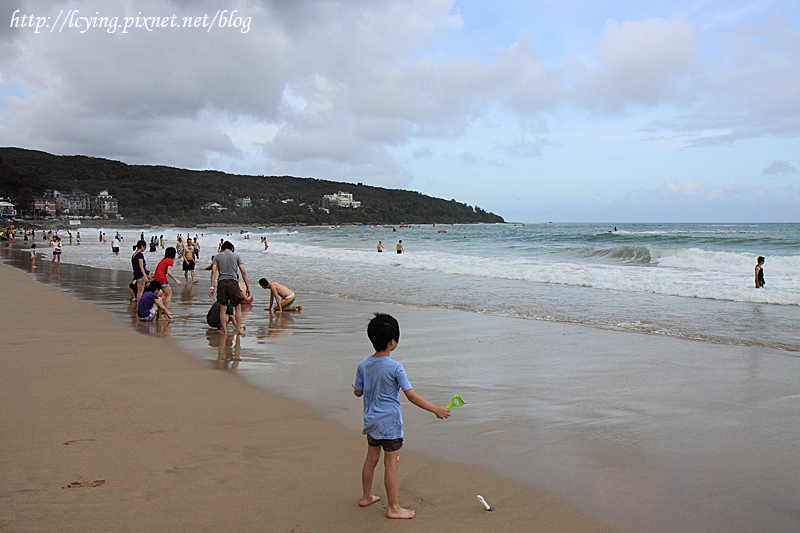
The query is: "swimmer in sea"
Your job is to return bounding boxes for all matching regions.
[396,240,403,254]
[258,278,301,315]
[377,241,383,252]
[755,256,765,288]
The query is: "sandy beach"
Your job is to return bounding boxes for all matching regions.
[0,259,622,532]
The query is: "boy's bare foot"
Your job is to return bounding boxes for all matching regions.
[387,507,415,519]
[359,495,380,507]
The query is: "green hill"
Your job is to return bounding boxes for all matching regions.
[0,148,504,225]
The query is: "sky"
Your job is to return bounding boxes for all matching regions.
[1,0,798,222]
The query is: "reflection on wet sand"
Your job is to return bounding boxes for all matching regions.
[206,329,241,370]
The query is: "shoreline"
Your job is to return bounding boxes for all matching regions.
[0,259,622,532]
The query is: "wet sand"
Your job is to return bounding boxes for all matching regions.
[0,258,622,532]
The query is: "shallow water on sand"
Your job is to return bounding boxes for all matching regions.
[5,244,800,533]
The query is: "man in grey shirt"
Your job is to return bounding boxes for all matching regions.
[209,241,252,334]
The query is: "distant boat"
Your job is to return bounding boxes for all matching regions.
[438,230,447,233]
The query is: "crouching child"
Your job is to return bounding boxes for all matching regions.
[137,280,174,322]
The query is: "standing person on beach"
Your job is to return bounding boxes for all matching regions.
[111,235,120,255]
[755,256,766,288]
[396,240,403,254]
[209,241,252,335]
[51,236,62,265]
[193,237,200,259]
[154,247,181,312]
[377,241,383,252]
[131,240,150,302]
[353,313,450,519]
[183,239,197,284]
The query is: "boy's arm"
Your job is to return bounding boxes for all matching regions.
[271,287,281,315]
[239,265,251,297]
[208,264,218,296]
[403,389,450,419]
[154,297,172,317]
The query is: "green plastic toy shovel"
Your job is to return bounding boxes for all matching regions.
[438,394,465,418]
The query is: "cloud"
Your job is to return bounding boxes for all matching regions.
[460,151,478,165]
[645,17,800,146]
[412,147,433,159]
[502,179,800,222]
[500,136,552,157]
[569,17,697,113]
[762,160,797,175]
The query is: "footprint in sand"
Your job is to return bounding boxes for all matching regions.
[63,479,105,489]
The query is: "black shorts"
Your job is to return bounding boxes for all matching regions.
[183,259,195,271]
[367,435,403,452]
[216,279,243,307]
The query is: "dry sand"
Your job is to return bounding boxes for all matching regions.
[0,262,622,532]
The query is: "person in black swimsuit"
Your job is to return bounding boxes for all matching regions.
[754,256,765,288]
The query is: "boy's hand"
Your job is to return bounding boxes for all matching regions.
[434,406,451,419]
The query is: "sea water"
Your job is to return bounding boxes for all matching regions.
[50,222,800,350]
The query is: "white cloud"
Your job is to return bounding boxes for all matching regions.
[503,179,800,222]
[569,17,697,112]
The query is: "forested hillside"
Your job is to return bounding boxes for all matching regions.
[0,148,504,225]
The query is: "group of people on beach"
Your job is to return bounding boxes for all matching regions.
[128,234,301,336]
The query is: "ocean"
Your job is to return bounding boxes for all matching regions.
[41,222,800,350]
[9,221,800,533]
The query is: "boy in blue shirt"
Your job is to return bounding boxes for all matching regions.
[353,313,450,519]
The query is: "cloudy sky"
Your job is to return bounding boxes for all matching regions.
[1,0,798,222]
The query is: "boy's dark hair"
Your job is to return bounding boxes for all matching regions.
[258,278,269,288]
[757,256,765,263]
[367,313,400,352]
[164,246,176,259]
[147,280,163,292]
[220,240,235,252]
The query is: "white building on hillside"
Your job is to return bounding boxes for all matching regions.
[321,191,361,208]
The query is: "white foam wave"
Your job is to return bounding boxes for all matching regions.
[653,247,800,276]
[268,242,800,306]
[51,226,800,307]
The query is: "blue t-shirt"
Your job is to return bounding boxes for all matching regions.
[137,291,159,318]
[354,356,412,440]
